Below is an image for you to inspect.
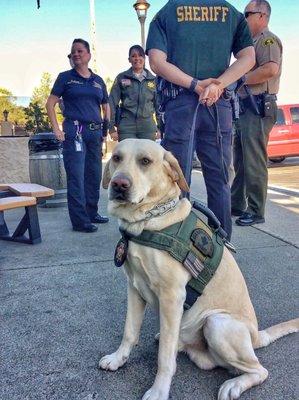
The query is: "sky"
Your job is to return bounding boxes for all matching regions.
[0,0,298,104]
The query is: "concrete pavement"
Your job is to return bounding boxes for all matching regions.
[0,169,298,400]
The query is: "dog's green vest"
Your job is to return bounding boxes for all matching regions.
[122,208,224,296]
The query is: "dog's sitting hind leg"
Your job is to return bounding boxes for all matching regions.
[203,313,268,400]
[99,281,146,371]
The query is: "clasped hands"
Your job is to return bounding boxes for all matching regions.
[194,78,224,106]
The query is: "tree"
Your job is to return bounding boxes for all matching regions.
[105,77,114,93]
[24,102,51,133]
[0,87,26,126]
[31,72,52,109]
[0,87,15,115]
[25,72,53,133]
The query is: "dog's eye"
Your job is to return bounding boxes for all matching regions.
[140,157,152,166]
[112,154,121,163]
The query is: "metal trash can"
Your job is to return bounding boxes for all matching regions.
[28,132,67,207]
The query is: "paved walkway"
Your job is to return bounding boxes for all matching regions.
[0,170,298,400]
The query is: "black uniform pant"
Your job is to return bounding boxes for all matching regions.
[62,120,102,228]
[231,105,277,217]
[162,93,233,240]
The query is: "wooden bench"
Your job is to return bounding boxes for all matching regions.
[0,183,54,198]
[0,183,54,245]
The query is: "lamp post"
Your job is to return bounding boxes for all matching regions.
[89,0,98,73]
[3,110,9,122]
[133,0,150,49]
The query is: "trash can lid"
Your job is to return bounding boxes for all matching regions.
[29,132,56,141]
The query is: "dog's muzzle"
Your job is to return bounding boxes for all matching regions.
[110,173,132,201]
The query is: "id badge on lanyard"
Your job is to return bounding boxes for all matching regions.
[74,121,83,152]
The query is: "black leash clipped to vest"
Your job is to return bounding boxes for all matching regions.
[192,200,236,253]
[185,99,236,252]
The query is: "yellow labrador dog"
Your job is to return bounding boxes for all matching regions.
[99,139,298,400]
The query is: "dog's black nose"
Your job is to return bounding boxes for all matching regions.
[110,174,132,200]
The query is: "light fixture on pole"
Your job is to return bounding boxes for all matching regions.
[133,0,150,49]
[3,110,9,122]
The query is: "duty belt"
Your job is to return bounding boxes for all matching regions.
[73,120,102,131]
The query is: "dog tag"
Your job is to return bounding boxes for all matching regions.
[114,237,128,267]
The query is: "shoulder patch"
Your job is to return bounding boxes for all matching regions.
[262,37,276,47]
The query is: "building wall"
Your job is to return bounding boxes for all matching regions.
[0,137,30,182]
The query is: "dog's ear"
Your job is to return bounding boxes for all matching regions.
[102,158,111,189]
[163,150,189,192]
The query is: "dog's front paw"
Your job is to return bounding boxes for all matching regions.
[142,386,169,400]
[98,352,128,371]
[218,378,242,400]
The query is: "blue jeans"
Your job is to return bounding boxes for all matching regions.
[62,120,102,228]
[162,93,233,240]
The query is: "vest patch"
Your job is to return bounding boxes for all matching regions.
[191,228,214,257]
[114,237,128,267]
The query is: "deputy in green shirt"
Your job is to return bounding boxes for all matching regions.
[109,45,160,141]
[146,0,255,242]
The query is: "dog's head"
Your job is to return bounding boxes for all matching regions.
[103,139,189,218]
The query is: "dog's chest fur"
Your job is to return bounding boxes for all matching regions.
[124,247,160,309]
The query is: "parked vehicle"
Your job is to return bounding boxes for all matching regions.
[267,104,299,162]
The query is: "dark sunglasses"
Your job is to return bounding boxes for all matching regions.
[244,11,264,18]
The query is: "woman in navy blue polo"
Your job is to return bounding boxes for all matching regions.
[46,38,110,233]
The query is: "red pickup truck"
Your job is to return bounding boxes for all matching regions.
[267,104,299,162]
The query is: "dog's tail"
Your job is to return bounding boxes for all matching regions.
[254,318,299,349]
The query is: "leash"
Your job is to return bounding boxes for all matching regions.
[185,102,200,187]
[184,99,231,241]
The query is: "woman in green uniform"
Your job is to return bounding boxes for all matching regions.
[109,45,160,141]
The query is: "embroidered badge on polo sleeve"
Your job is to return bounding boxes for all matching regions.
[114,237,128,267]
[262,37,276,47]
[93,81,102,89]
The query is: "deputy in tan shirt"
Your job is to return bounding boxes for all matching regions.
[231,0,283,226]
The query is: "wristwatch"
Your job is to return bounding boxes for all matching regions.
[189,78,199,92]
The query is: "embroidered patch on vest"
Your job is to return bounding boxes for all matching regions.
[114,237,128,267]
[183,252,205,279]
[191,228,214,257]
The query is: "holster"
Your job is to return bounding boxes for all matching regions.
[240,94,263,116]
[157,77,184,112]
